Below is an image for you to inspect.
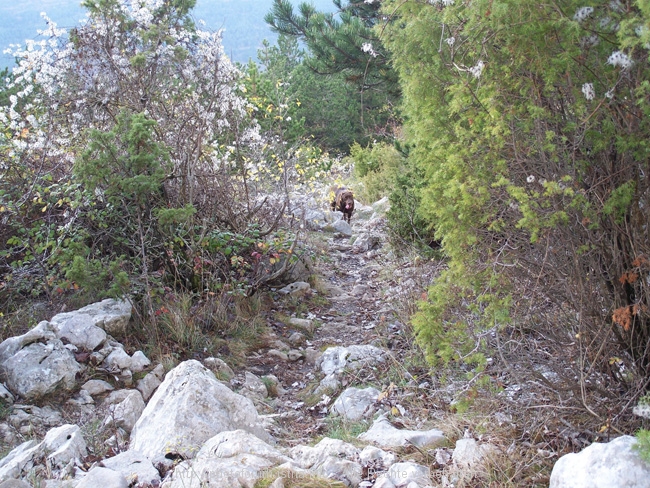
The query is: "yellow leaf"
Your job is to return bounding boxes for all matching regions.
[41,206,48,212]
[391,406,399,416]
[0,206,5,212]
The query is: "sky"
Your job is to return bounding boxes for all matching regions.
[0,0,335,70]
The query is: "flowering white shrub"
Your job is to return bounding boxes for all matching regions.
[581,82,595,101]
[607,50,633,69]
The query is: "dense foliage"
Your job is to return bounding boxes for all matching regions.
[0,0,308,317]
[382,0,650,417]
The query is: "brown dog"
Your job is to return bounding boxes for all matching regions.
[331,187,355,223]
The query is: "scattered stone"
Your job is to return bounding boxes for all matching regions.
[75,466,129,488]
[135,363,164,401]
[287,350,304,362]
[204,357,235,380]
[549,435,650,488]
[288,317,314,332]
[81,379,115,397]
[244,372,269,399]
[278,282,311,295]
[452,438,493,467]
[51,298,132,337]
[129,360,269,460]
[0,338,82,401]
[289,437,362,487]
[380,462,430,487]
[359,445,397,468]
[103,347,132,373]
[129,351,150,373]
[287,332,306,346]
[268,349,289,361]
[100,450,160,485]
[332,387,380,421]
[49,313,107,351]
[318,345,388,376]
[102,389,145,433]
[358,414,446,448]
[165,430,289,488]
[0,424,87,482]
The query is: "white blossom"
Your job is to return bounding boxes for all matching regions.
[469,60,484,78]
[527,175,535,184]
[574,7,594,22]
[361,42,378,58]
[581,83,595,101]
[607,50,632,69]
[445,37,455,46]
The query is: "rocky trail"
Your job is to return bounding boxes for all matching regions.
[0,192,646,488]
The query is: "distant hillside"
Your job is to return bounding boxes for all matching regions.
[0,0,335,70]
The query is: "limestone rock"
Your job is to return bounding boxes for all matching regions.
[129,360,269,460]
[378,462,430,488]
[165,430,289,488]
[49,313,107,351]
[75,466,129,488]
[103,389,145,433]
[135,363,164,401]
[100,450,160,485]
[129,351,150,373]
[51,298,132,337]
[318,345,388,376]
[289,437,362,487]
[0,339,81,401]
[332,387,380,421]
[81,379,114,397]
[0,321,56,366]
[358,415,445,448]
[549,435,650,488]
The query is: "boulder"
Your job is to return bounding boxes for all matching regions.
[318,345,388,376]
[49,313,107,351]
[165,430,289,488]
[129,360,269,460]
[289,437,363,487]
[75,466,128,488]
[51,298,132,337]
[0,424,87,482]
[358,415,445,448]
[0,339,81,401]
[0,321,56,365]
[102,389,145,433]
[549,435,650,488]
[100,450,160,485]
[331,387,380,421]
[135,363,164,401]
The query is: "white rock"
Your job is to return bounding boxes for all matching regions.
[165,430,289,488]
[244,372,268,398]
[550,435,650,488]
[49,313,107,351]
[103,389,145,433]
[203,357,235,380]
[278,282,311,295]
[452,438,492,467]
[372,477,397,488]
[319,345,387,376]
[103,347,132,372]
[129,351,150,373]
[129,360,269,460]
[383,462,431,487]
[82,379,114,397]
[76,466,129,488]
[359,445,396,468]
[0,340,81,401]
[332,387,380,421]
[136,364,164,401]
[0,321,56,365]
[358,415,445,448]
[0,424,87,482]
[290,437,362,486]
[100,450,160,485]
[52,298,132,337]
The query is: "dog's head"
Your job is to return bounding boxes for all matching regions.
[339,191,354,211]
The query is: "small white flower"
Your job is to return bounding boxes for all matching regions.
[469,60,484,78]
[605,88,614,99]
[361,42,378,58]
[527,175,535,184]
[445,37,455,46]
[574,6,594,22]
[582,82,595,101]
[607,50,632,69]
